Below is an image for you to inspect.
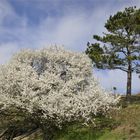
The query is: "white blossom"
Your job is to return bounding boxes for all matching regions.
[0,46,119,127]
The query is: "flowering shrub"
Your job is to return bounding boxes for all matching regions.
[0,47,119,139]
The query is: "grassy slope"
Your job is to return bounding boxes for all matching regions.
[99,104,140,140]
[55,103,140,140]
[1,96,140,140]
[54,95,140,140]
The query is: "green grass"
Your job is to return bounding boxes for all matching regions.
[1,96,140,140]
[53,103,140,140]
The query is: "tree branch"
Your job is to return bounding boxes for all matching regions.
[112,66,128,72]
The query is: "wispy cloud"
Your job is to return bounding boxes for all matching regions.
[0,42,19,63]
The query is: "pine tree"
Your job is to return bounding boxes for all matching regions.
[86,7,140,96]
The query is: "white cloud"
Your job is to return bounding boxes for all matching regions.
[36,14,94,51]
[0,0,12,24]
[0,42,20,64]
[94,70,140,94]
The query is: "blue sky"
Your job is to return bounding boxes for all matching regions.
[0,0,140,94]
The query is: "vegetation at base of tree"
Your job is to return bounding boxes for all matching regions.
[86,6,140,96]
[1,95,140,140]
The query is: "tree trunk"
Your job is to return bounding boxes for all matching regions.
[126,64,132,97]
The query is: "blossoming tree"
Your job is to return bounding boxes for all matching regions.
[0,47,119,140]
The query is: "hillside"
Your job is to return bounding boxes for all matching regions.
[1,96,140,140]
[55,101,140,140]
